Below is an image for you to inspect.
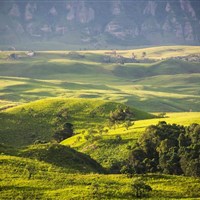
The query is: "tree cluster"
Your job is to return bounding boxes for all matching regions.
[131,179,152,198]
[109,107,134,123]
[125,121,200,176]
[53,122,74,143]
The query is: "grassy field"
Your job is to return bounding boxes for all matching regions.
[1,152,200,200]
[0,101,200,199]
[0,46,200,112]
[0,98,153,147]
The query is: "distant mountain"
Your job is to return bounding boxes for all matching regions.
[0,0,200,49]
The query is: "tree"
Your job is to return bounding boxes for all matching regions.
[109,106,134,124]
[129,148,147,174]
[128,122,200,176]
[131,179,152,198]
[25,165,36,180]
[142,51,146,59]
[114,135,122,143]
[53,122,73,142]
[132,52,136,59]
[124,120,133,130]
[157,112,166,118]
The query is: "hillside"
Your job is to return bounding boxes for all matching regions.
[20,143,104,173]
[0,1,200,49]
[0,143,103,174]
[1,114,200,199]
[0,46,200,112]
[62,112,200,170]
[1,154,199,199]
[0,98,153,147]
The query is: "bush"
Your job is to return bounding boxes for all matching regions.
[131,179,152,198]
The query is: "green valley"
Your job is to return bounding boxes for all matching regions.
[1,45,200,199]
[0,46,200,112]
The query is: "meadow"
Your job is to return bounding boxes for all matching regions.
[0,45,200,112]
[1,154,200,200]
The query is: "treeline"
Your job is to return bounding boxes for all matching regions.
[123,122,200,177]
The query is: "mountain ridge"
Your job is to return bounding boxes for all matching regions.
[1,0,200,49]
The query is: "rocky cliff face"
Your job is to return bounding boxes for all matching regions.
[0,0,200,48]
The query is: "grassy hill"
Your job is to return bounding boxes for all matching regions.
[62,111,200,170]
[1,96,199,171]
[20,143,104,173]
[0,46,200,112]
[0,98,153,147]
[0,109,200,199]
[0,143,103,174]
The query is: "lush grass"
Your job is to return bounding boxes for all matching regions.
[62,112,200,169]
[1,110,200,199]
[0,98,153,147]
[1,97,199,170]
[1,153,200,199]
[0,46,200,112]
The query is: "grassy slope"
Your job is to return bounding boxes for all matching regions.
[0,110,200,199]
[62,112,200,169]
[1,153,200,199]
[0,98,153,147]
[0,46,200,112]
[0,143,103,174]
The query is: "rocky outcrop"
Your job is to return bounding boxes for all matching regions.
[66,1,94,23]
[143,1,157,16]
[9,4,20,17]
[49,7,58,16]
[111,0,122,16]
[180,0,196,18]
[1,0,200,46]
[25,3,37,21]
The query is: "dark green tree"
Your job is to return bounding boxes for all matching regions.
[127,122,200,176]
[131,179,152,198]
[53,122,73,142]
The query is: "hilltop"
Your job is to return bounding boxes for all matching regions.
[0,98,153,147]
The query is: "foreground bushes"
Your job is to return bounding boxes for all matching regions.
[125,122,200,176]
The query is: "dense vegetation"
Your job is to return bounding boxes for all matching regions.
[125,122,200,177]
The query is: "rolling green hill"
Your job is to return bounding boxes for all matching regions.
[19,143,104,173]
[62,112,200,170]
[0,143,103,174]
[0,98,153,147]
[0,46,200,112]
